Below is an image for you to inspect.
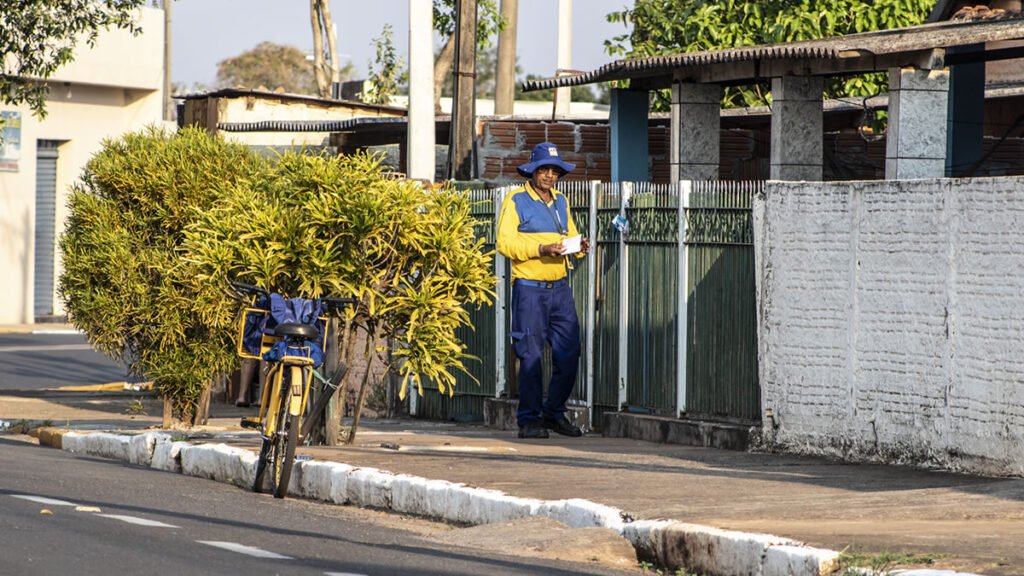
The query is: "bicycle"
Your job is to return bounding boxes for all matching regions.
[230,281,354,499]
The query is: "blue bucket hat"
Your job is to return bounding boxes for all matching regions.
[517,142,576,178]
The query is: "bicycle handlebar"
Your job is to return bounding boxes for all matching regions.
[230,280,269,298]
[229,280,355,311]
[321,297,356,311]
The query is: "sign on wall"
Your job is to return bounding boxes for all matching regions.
[0,111,23,172]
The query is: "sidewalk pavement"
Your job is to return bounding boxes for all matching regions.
[3,383,1023,574]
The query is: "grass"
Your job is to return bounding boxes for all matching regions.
[838,550,945,574]
[124,398,148,415]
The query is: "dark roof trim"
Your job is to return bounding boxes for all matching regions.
[523,16,1024,91]
[217,117,408,133]
[181,87,407,115]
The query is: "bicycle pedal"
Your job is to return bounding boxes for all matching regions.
[239,417,261,430]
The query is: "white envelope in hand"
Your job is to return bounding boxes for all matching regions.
[562,235,582,255]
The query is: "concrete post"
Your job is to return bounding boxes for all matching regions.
[610,89,650,181]
[671,82,721,182]
[886,67,950,180]
[770,76,823,181]
[408,0,435,181]
[554,0,572,116]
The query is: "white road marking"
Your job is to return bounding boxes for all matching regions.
[12,495,78,507]
[0,344,93,353]
[96,514,180,528]
[197,541,293,560]
[324,572,370,576]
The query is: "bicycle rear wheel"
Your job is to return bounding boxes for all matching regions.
[270,367,302,499]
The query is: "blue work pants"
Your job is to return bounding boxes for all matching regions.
[510,279,581,427]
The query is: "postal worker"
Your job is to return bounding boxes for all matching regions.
[496,142,591,439]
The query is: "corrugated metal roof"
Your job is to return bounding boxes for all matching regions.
[523,16,1024,92]
[524,45,838,91]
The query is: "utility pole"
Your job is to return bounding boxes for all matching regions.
[449,0,477,181]
[408,0,435,182]
[554,0,572,117]
[494,0,517,116]
[163,0,173,121]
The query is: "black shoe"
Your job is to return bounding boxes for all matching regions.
[543,416,583,437]
[517,422,549,439]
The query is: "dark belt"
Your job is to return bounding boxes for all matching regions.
[515,278,569,289]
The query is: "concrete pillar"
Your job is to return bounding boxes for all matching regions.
[554,0,572,116]
[886,67,950,180]
[610,89,649,181]
[946,47,984,177]
[770,76,823,181]
[671,82,721,182]
[407,0,435,181]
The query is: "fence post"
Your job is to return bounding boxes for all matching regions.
[618,182,632,410]
[586,181,599,421]
[495,186,508,398]
[677,180,692,417]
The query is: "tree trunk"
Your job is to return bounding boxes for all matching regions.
[433,35,455,113]
[194,384,212,426]
[494,0,518,115]
[344,331,377,445]
[310,0,329,97]
[162,396,172,428]
[321,0,340,91]
[331,322,362,444]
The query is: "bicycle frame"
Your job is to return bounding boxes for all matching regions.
[230,280,354,499]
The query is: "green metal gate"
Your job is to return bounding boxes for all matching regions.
[683,181,760,423]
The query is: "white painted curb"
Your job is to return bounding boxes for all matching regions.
[55,431,977,576]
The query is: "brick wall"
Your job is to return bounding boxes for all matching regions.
[478,119,766,184]
[754,176,1024,475]
[479,119,1024,184]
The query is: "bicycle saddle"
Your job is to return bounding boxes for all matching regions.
[274,322,320,340]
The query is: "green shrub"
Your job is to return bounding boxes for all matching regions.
[185,150,494,438]
[59,126,271,422]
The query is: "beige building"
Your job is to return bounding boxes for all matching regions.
[0,7,166,324]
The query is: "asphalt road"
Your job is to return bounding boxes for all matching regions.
[0,332,130,391]
[0,438,638,575]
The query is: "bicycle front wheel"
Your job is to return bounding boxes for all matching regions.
[271,400,298,499]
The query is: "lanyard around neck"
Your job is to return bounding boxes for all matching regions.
[531,184,566,235]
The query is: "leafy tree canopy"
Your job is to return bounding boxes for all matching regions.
[434,0,504,48]
[0,0,145,118]
[605,0,933,108]
[217,41,352,95]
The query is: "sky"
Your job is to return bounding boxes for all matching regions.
[171,0,632,91]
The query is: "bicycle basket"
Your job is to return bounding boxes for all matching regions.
[236,308,328,360]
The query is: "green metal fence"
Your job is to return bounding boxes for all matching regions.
[410,180,761,427]
[683,181,760,422]
[624,183,680,415]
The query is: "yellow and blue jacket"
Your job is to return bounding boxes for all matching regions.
[496,182,582,281]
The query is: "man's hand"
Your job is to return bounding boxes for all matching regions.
[580,237,591,255]
[539,242,564,257]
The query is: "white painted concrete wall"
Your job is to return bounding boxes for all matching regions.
[754,176,1024,476]
[0,7,165,323]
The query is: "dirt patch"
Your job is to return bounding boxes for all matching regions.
[432,516,639,571]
